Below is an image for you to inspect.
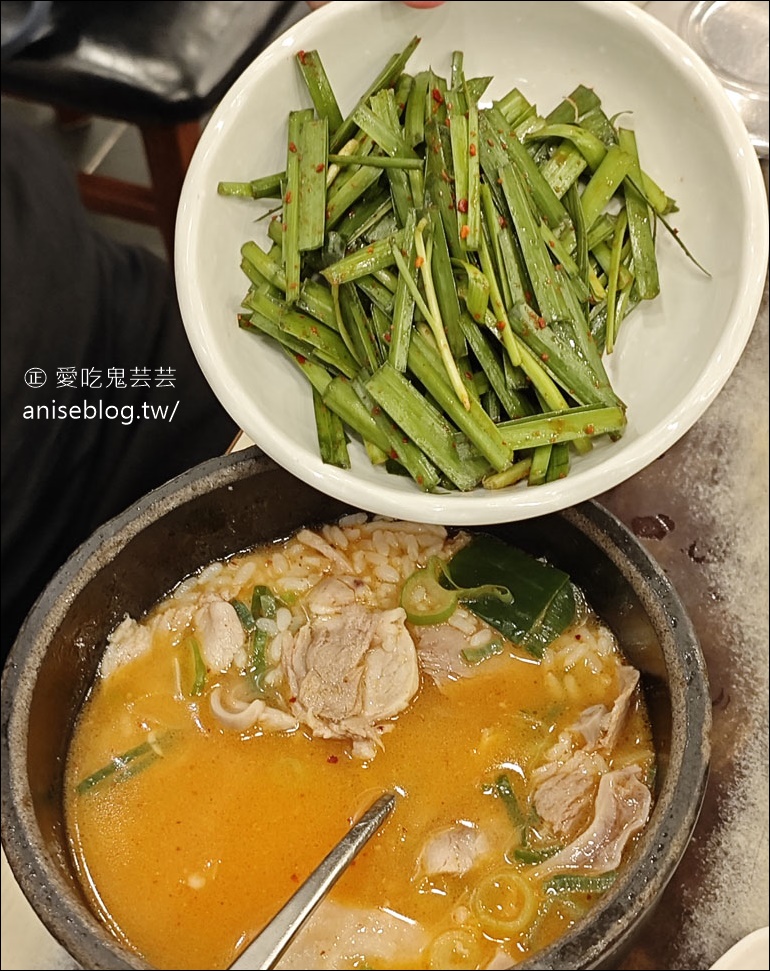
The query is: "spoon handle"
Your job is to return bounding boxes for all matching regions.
[229,792,396,971]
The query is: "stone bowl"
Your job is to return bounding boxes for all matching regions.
[1,448,711,969]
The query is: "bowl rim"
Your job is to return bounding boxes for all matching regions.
[174,0,769,526]
[1,447,711,970]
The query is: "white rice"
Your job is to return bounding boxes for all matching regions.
[375,564,401,584]
[338,512,367,526]
[470,629,494,649]
[275,607,292,632]
[448,610,478,636]
[271,552,289,575]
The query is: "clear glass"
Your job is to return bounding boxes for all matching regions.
[645,0,769,155]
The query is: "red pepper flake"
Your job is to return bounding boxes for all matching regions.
[415,255,425,269]
[584,424,596,435]
[310,326,319,335]
[465,371,473,379]
[389,449,399,460]
[460,225,471,240]
[288,142,297,153]
[284,190,292,203]
[432,87,444,105]
[402,437,408,444]
[417,475,424,485]
[289,696,297,703]
[524,290,533,303]
[297,50,307,65]
[575,633,582,640]
[372,406,382,416]
[496,320,506,331]
[291,873,299,883]
[315,162,325,173]
[367,245,375,254]
[295,354,306,365]
[555,263,563,271]
[541,352,549,361]
[282,222,288,231]
[469,143,477,157]
[457,198,469,214]
[536,316,547,329]
[445,116,451,128]
[327,755,339,764]
[384,332,392,343]
[499,216,507,228]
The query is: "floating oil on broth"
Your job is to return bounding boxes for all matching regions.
[64,518,655,970]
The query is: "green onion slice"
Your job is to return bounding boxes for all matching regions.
[400,556,512,626]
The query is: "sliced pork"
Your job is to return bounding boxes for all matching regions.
[532,664,643,840]
[418,823,490,877]
[193,600,246,672]
[277,900,429,970]
[534,765,652,878]
[596,665,639,752]
[533,750,607,841]
[411,623,475,685]
[101,615,153,678]
[282,603,419,758]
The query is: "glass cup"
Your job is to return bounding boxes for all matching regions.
[645,0,768,156]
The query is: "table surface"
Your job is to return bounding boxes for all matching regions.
[2,4,768,970]
[3,202,766,971]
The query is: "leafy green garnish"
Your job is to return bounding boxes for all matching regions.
[446,535,576,658]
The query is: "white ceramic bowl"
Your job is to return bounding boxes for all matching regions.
[176,0,768,526]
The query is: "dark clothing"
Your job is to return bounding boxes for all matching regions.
[1,113,237,659]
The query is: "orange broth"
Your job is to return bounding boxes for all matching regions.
[64,528,654,971]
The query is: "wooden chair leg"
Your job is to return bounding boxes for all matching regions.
[141,121,202,260]
[77,172,156,224]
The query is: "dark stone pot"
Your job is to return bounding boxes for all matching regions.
[1,449,711,970]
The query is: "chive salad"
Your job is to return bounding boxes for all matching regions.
[219,37,695,493]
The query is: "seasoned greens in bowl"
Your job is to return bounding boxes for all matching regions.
[220,37,695,496]
[175,0,767,525]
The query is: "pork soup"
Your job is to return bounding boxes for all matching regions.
[65,517,654,970]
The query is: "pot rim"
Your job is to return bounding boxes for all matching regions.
[1,447,711,971]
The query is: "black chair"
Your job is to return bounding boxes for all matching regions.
[1,1,306,257]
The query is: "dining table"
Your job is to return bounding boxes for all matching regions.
[1,2,767,969]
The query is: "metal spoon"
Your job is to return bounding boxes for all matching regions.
[229,792,396,971]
